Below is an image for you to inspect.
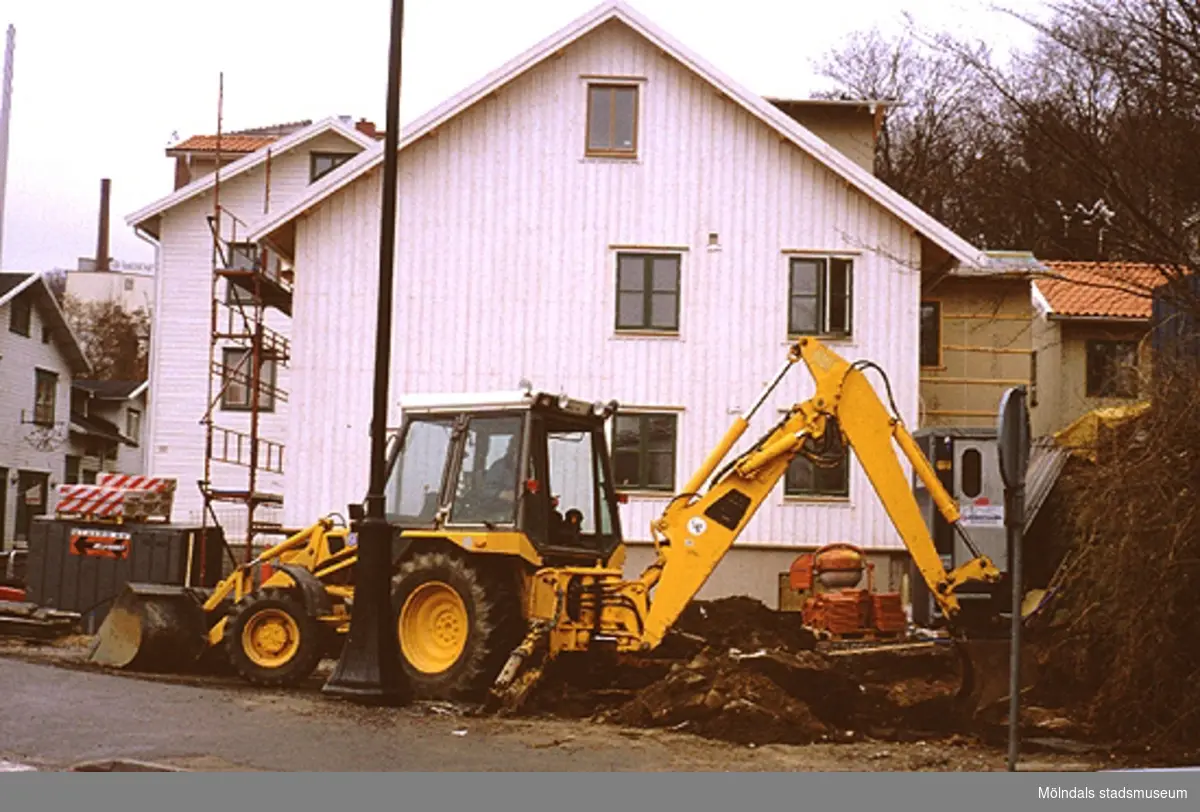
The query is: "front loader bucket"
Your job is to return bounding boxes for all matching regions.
[88,584,209,672]
[955,637,1038,719]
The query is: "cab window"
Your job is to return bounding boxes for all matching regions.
[386,418,454,524]
[450,416,524,526]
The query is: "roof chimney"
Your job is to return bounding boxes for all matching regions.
[355,118,381,139]
[95,177,111,272]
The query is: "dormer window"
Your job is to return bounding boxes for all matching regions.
[586,84,638,158]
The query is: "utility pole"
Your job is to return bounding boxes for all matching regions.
[323,0,411,705]
[0,25,16,268]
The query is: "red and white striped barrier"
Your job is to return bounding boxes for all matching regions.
[94,474,177,493]
[56,485,126,517]
[55,477,177,522]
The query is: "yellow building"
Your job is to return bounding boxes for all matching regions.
[918,252,1040,430]
[1031,261,1166,437]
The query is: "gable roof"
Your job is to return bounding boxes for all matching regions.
[0,272,92,374]
[1034,260,1171,321]
[128,116,377,239]
[247,0,990,271]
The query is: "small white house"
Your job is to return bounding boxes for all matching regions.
[126,118,376,536]
[241,1,1001,605]
[0,273,91,546]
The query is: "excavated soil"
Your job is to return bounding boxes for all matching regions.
[524,597,968,746]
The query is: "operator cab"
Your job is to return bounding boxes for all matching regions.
[384,389,624,565]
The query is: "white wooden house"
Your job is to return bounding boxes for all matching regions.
[0,273,91,546]
[239,1,1007,605]
[126,118,376,536]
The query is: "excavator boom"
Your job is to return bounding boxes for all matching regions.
[635,337,1000,647]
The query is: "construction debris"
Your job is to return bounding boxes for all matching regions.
[0,600,79,640]
[524,597,968,747]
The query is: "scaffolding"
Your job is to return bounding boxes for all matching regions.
[200,204,292,562]
[197,76,292,565]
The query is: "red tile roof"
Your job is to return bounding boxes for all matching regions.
[1037,261,1172,320]
[169,134,280,153]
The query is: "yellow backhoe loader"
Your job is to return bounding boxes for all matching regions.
[92,337,1014,711]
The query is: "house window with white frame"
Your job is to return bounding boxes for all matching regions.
[785,450,851,498]
[788,257,853,337]
[34,369,58,426]
[220,348,277,412]
[612,413,676,492]
[615,253,680,333]
[126,408,142,444]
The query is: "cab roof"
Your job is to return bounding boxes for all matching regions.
[398,390,615,419]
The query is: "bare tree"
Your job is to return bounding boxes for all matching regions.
[62,295,151,381]
[821,1,1200,316]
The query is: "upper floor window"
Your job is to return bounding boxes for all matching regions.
[220,347,277,412]
[1086,339,1138,398]
[126,408,142,444]
[919,301,941,367]
[310,152,354,183]
[612,413,676,492]
[788,257,853,337]
[34,369,58,426]
[785,450,851,498]
[616,253,680,333]
[9,293,31,336]
[586,84,638,158]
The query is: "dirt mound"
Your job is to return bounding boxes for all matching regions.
[675,596,818,653]
[524,597,967,747]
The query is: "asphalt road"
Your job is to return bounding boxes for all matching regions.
[0,657,779,771]
[0,655,1108,772]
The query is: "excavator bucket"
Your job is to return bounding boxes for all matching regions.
[955,637,1038,718]
[88,583,210,672]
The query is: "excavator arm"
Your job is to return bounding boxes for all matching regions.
[634,338,1000,647]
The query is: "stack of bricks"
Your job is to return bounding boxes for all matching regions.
[55,475,177,523]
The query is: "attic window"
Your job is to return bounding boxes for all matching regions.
[9,293,31,336]
[310,152,354,183]
[586,84,638,158]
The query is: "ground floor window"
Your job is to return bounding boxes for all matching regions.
[612,413,677,492]
[785,451,851,498]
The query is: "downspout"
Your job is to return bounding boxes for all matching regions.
[134,224,160,475]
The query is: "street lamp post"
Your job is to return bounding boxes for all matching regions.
[323,0,411,705]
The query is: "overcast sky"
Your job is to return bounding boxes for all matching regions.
[0,0,1047,272]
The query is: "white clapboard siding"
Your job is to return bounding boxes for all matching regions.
[0,294,74,537]
[284,20,923,552]
[146,130,365,525]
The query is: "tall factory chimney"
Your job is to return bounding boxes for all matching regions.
[0,25,16,268]
[96,178,111,271]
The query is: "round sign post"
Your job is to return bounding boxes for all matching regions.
[997,386,1030,772]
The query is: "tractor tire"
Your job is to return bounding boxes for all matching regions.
[224,588,324,688]
[391,551,524,701]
